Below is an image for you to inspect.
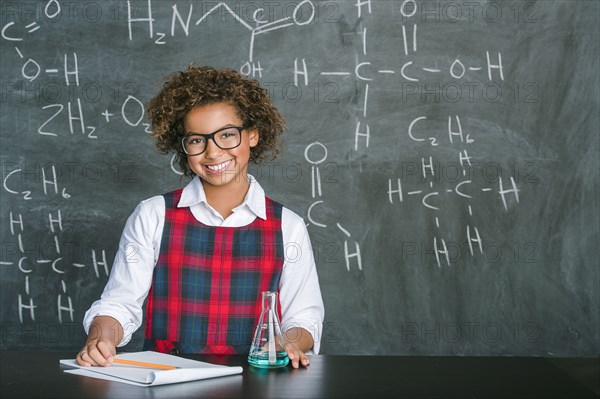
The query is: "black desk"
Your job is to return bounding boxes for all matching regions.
[1,351,598,398]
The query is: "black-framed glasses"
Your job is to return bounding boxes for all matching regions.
[180,125,246,156]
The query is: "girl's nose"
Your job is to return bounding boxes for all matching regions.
[203,138,223,159]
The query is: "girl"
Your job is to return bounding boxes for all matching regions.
[76,66,324,369]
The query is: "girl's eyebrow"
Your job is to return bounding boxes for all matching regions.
[185,123,242,135]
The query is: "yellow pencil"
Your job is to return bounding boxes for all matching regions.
[112,358,178,370]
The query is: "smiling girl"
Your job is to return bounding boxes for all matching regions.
[76,65,324,369]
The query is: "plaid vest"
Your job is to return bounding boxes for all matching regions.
[143,188,284,354]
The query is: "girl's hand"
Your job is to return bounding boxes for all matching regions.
[76,338,116,367]
[285,342,310,369]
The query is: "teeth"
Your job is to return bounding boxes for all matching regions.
[206,160,230,171]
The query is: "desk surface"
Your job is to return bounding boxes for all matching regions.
[1,351,598,399]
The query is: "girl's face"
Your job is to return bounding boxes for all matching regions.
[183,102,258,190]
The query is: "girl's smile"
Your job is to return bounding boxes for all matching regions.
[203,159,233,174]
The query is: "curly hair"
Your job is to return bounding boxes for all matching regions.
[147,65,286,177]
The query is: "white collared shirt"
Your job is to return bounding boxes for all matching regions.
[83,175,324,354]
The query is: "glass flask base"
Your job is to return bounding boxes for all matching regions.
[248,351,289,369]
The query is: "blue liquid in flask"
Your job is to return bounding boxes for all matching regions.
[248,350,289,368]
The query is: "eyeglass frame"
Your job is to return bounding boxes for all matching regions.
[179,125,248,156]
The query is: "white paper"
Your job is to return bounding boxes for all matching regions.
[60,351,243,387]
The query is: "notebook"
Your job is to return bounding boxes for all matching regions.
[60,351,243,387]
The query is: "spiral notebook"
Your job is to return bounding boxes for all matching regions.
[60,351,243,387]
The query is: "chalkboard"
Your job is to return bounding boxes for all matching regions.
[1,0,598,357]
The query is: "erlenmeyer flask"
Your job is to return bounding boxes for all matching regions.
[248,291,289,368]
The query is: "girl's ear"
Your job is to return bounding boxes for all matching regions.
[248,129,259,148]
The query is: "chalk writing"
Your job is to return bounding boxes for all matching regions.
[127,0,316,77]
[0,0,531,332]
[293,0,517,267]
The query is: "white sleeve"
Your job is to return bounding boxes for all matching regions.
[82,196,164,346]
[279,208,325,354]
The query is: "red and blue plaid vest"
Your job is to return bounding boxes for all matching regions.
[143,188,284,354]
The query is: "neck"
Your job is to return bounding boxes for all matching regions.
[202,176,251,219]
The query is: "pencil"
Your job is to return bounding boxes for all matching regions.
[112,358,178,370]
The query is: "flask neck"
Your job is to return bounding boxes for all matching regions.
[261,291,277,312]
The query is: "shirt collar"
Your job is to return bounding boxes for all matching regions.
[178,175,267,220]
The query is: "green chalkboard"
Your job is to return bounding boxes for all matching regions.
[1,0,598,356]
